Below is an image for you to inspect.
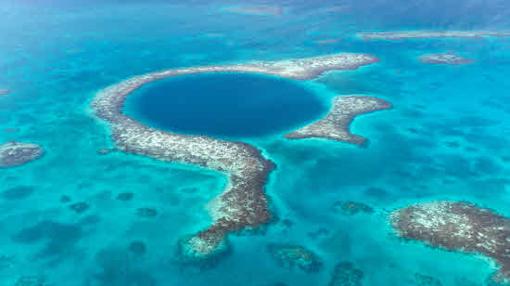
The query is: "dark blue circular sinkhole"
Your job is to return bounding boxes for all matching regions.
[124,72,325,138]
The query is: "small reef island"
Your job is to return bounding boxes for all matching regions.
[391,202,510,282]
[419,53,472,65]
[91,53,385,261]
[267,243,323,273]
[0,89,10,96]
[328,261,364,286]
[223,4,283,16]
[286,96,391,145]
[0,142,44,168]
[358,30,510,40]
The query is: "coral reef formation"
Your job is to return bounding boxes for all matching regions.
[91,53,377,260]
[136,207,158,218]
[69,202,90,214]
[332,201,374,215]
[0,142,43,168]
[267,243,322,272]
[285,96,391,145]
[420,53,472,65]
[391,202,510,282]
[328,261,364,286]
[359,31,510,40]
[13,275,47,286]
[414,273,443,286]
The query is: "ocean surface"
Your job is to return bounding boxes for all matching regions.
[1,0,510,285]
[124,72,326,138]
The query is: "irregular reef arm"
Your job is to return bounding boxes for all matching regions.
[285,96,391,145]
[419,53,472,65]
[391,201,510,282]
[358,30,510,40]
[248,53,378,80]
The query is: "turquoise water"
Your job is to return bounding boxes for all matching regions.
[1,0,510,285]
[124,73,325,138]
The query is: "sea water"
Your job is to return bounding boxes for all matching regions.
[1,0,510,285]
[124,72,325,138]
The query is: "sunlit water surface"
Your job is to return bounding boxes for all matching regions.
[1,0,510,285]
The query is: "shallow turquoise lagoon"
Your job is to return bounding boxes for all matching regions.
[1,0,510,286]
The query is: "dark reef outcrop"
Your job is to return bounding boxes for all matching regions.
[136,208,158,218]
[116,192,134,201]
[332,201,374,216]
[328,261,364,286]
[13,275,46,286]
[128,241,147,256]
[69,202,90,214]
[267,243,322,272]
[2,186,34,200]
[392,202,510,282]
[0,142,43,168]
[414,273,443,286]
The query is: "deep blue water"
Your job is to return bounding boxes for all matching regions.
[2,0,510,285]
[125,73,325,138]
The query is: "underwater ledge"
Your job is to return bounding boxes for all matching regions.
[91,53,378,261]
